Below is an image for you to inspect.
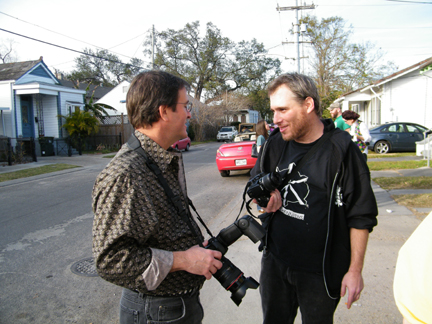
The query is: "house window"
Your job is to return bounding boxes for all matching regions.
[352,104,360,113]
[68,105,81,115]
[371,97,381,126]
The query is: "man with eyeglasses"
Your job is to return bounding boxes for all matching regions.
[92,71,222,324]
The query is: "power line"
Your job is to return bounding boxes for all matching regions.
[0,11,148,61]
[0,27,149,69]
[352,26,432,29]
[384,0,432,3]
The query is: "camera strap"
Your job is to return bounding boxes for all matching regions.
[127,135,214,246]
[251,128,336,250]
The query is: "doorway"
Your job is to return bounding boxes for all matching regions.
[20,96,34,138]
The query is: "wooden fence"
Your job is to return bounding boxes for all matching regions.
[95,114,133,145]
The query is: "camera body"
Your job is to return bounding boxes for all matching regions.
[205,215,266,306]
[247,171,284,207]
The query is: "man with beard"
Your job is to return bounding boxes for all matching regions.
[250,73,378,324]
[328,102,350,131]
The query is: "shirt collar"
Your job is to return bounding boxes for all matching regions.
[134,130,178,172]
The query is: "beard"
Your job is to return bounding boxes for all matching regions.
[280,110,309,142]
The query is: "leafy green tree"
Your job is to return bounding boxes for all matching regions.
[145,21,281,102]
[300,15,398,105]
[59,110,99,150]
[247,88,272,121]
[68,48,144,87]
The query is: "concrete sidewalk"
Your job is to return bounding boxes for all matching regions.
[200,166,432,323]
[200,182,429,324]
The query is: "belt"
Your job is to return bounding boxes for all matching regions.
[131,287,199,298]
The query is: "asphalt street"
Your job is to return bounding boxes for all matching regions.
[1,150,431,323]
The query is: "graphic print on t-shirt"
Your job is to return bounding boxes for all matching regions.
[277,162,310,221]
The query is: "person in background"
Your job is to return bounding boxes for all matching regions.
[328,102,350,131]
[342,110,372,161]
[251,73,378,324]
[92,70,222,324]
[256,120,269,153]
[394,212,432,324]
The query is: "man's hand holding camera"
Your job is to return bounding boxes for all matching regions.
[252,189,282,213]
[171,244,223,280]
[259,189,282,213]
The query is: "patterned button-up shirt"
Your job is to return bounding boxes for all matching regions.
[92,130,205,296]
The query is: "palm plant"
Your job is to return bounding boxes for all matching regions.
[59,110,99,152]
[83,84,117,118]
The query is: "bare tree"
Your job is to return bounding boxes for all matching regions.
[0,39,19,63]
[300,15,398,107]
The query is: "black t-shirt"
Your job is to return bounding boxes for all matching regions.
[268,139,332,273]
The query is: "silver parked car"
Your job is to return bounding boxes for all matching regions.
[368,122,432,154]
[216,126,238,142]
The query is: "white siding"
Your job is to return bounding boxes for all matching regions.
[40,95,59,138]
[96,80,129,115]
[0,82,13,137]
[60,92,84,115]
[381,71,432,128]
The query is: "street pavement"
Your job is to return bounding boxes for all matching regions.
[1,153,432,323]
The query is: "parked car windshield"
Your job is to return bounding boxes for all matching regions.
[220,127,233,132]
[234,133,256,142]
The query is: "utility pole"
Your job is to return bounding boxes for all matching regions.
[277,1,315,73]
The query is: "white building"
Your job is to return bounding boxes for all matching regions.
[0,58,86,156]
[96,80,130,116]
[337,57,432,129]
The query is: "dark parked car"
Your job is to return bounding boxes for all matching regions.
[368,122,431,154]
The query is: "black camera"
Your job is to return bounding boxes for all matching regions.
[246,171,284,207]
[205,215,266,306]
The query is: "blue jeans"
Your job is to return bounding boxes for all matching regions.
[119,288,204,324]
[260,251,340,324]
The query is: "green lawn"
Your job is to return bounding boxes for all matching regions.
[368,152,416,159]
[368,160,428,171]
[373,176,432,190]
[0,164,80,182]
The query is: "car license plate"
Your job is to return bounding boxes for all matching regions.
[235,159,247,166]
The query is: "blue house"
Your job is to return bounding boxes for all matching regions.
[0,57,86,156]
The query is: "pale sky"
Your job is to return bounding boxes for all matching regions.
[1,0,431,79]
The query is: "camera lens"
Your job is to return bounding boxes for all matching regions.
[213,256,243,290]
[213,256,259,306]
[260,171,282,192]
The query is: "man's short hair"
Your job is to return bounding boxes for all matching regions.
[127,70,190,129]
[267,73,321,117]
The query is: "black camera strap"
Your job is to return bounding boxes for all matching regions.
[127,135,214,247]
[246,129,336,245]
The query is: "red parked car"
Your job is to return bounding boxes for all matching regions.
[171,137,191,151]
[216,133,257,177]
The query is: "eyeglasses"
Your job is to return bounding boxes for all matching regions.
[177,102,193,112]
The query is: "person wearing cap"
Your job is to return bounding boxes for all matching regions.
[328,103,350,131]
